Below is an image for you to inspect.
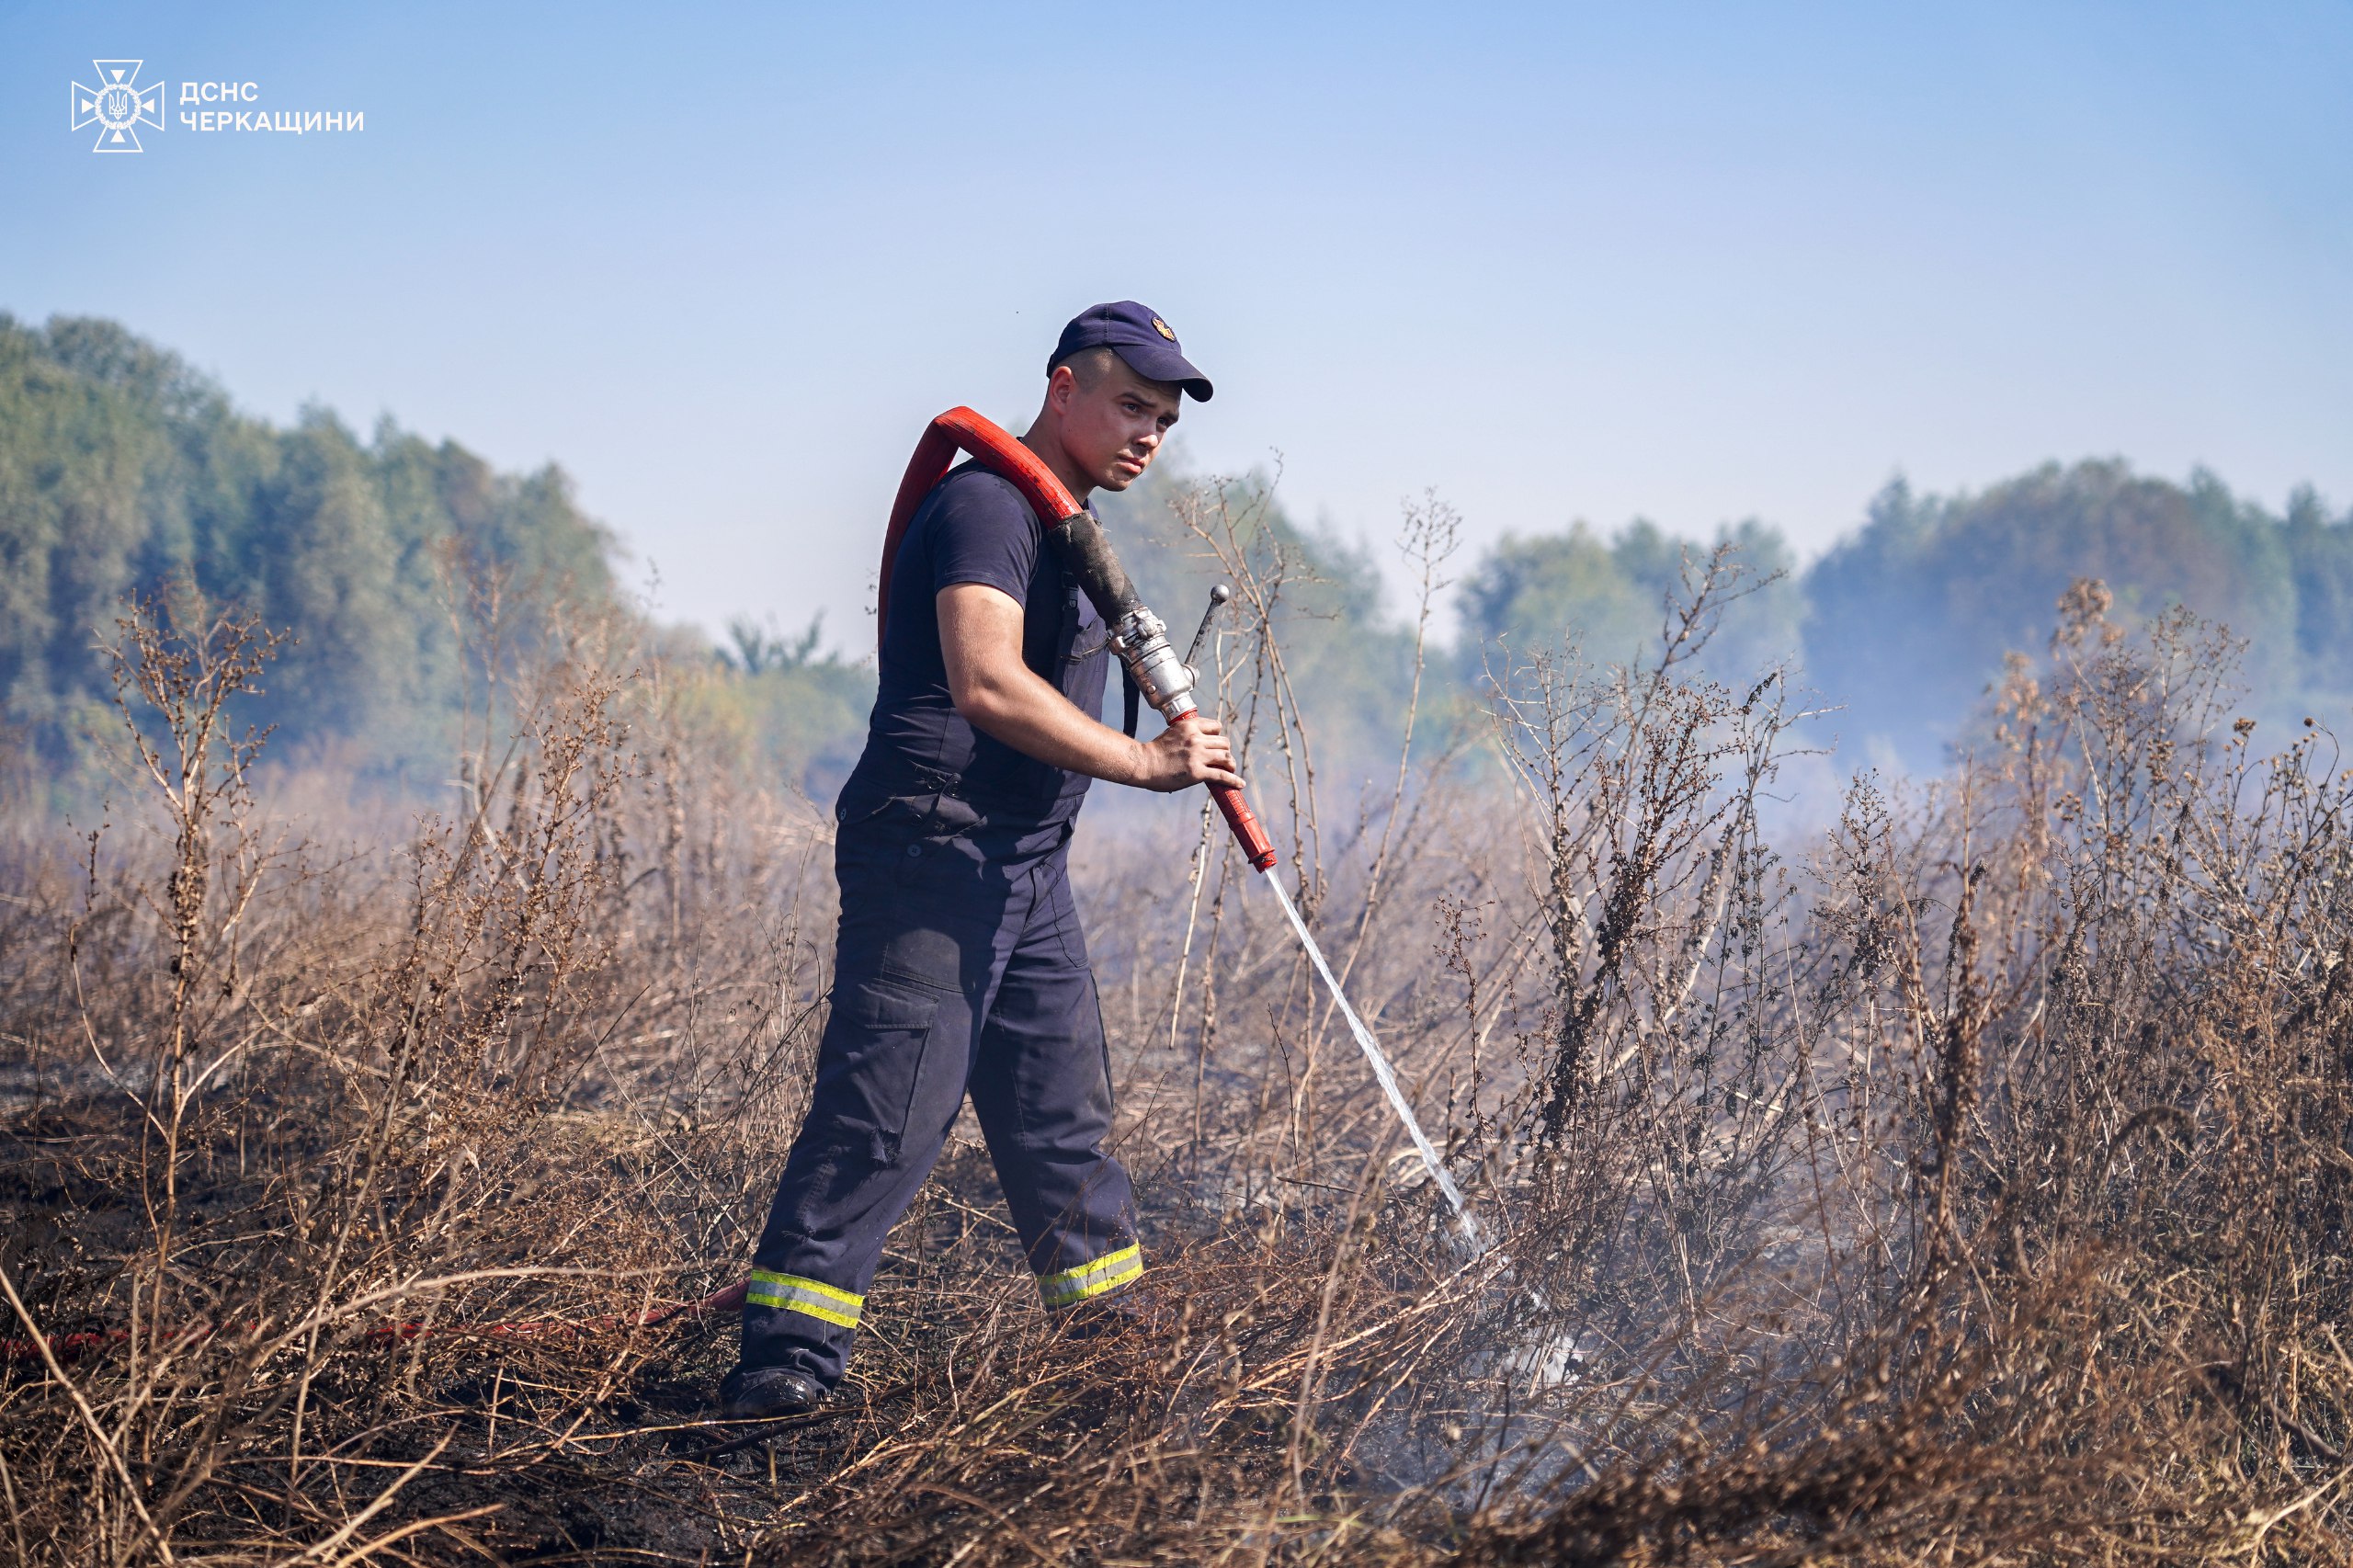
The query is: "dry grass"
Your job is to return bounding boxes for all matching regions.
[4,549,2351,1566]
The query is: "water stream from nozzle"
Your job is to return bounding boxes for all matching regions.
[1260,872,1484,1254]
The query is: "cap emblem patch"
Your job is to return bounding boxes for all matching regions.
[1150,316,1176,341]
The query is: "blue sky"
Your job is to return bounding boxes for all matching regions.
[6,2,2347,646]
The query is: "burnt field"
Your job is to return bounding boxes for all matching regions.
[5,555,2352,1566]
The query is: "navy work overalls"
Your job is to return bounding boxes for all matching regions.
[741,466,1141,1390]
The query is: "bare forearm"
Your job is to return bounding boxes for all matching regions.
[936,583,1238,793]
[954,666,1146,785]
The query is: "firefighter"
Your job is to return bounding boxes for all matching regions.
[721,302,1237,1419]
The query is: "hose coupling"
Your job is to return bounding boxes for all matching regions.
[1110,608,1198,721]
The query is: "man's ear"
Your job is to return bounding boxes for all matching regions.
[1043,364,1079,415]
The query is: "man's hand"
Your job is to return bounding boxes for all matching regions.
[938,583,1244,793]
[1129,711,1241,792]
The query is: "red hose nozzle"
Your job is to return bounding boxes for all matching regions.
[1211,782,1278,871]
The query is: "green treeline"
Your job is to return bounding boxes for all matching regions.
[1805,464,2353,763]
[1110,457,2353,778]
[0,313,869,807]
[1459,462,2353,767]
[6,313,2351,806]
[0,313,613,792]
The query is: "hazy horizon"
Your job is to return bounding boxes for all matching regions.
[6,1,2347,652]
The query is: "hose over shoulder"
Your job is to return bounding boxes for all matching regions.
[875,407,1087,650]
[874,405,1279,872]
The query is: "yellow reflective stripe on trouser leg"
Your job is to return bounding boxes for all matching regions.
[1038,1244,1142,1308]
[745,1269,864,1329]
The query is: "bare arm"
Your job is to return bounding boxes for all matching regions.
[938,583,1241,791]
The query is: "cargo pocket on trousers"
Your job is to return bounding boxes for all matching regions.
[829,973,946,1168]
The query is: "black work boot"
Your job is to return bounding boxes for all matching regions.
[717,1364,828,1419]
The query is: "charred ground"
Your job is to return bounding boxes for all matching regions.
[5,509,2352,1563]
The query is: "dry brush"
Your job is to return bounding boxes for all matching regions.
[2,540,2349,1564]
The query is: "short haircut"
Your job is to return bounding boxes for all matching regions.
[1048,346,1184,403]
[1048,346,1122,390]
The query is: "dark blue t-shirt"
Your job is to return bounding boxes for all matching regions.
[836,462,1111,850]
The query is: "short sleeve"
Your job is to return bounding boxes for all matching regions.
[928,470,1040,608]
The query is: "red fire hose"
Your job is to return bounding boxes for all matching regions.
[878,406,1279,873]
[6,411,1282,1369]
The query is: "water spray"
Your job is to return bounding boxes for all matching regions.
[7,408,1495,1373]
[1260,875,1484,1251]
[881,408,1486,1254]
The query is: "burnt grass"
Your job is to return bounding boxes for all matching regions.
[5,573,2353,1562]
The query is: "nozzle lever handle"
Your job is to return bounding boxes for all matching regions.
[1186,583,1232,671]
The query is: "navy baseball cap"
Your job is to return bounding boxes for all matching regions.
[1051,301,1213,402]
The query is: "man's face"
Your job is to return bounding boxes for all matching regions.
[1051,358,1182,492]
